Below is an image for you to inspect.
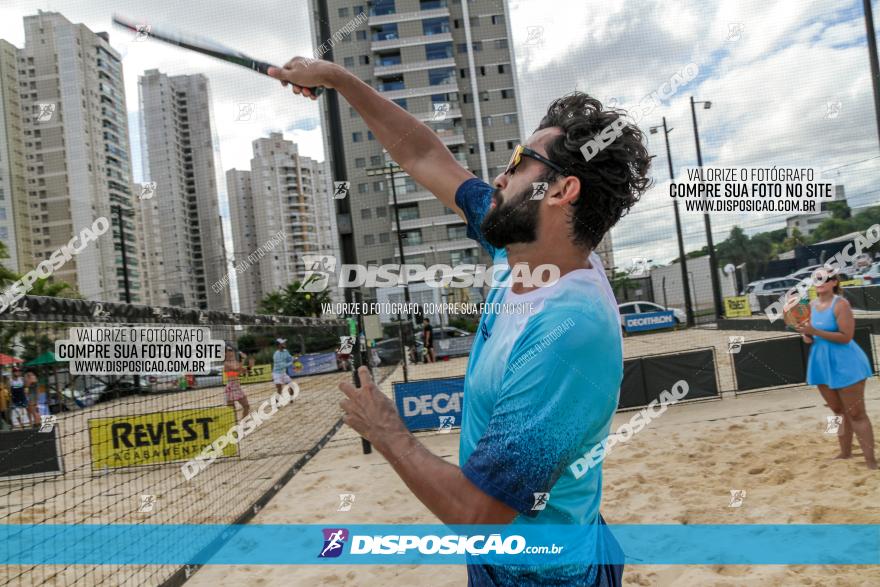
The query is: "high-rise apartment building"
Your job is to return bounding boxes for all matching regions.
[14,11,142,302]
[138,69,231,310]
[0,40,31,274]
[310,0,615,307]
[227,133,340,314]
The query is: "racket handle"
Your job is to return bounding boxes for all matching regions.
[255,60,324,96]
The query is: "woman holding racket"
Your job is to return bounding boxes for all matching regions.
[796,270,876,469]
[223,346,250,419]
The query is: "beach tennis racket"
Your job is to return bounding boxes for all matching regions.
[783,301,811,331]
[112,14,324,96]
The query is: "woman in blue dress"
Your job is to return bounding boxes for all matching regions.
[796,270,875,470]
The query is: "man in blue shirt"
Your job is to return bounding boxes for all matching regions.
[269,56,651,585]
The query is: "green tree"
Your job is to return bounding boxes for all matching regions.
[258,281,331,318]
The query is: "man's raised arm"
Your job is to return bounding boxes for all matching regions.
[268,58,475,217]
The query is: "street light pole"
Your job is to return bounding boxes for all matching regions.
[650,117,695,327]
[864,0,880,151]
[690,96,723,320]
[366,160,411,381]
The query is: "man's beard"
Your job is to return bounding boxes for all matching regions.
[480,185,541,248]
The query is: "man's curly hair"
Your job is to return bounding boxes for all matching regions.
[536,92,652,250]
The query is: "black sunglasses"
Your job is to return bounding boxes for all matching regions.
[504,144,569,176]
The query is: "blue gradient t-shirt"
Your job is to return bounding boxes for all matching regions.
[455,178,624,586]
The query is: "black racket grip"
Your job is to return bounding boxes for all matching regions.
[254,60,324,96]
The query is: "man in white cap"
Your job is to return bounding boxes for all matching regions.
[272,338,293,392]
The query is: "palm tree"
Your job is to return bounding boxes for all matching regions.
[258,281,331,317]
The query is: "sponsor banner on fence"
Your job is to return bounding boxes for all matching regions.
[623,310,676,333]
[223,364,271,385]
[723,295,751,318]
[88,406,238,470]
[392,376,464,432]
[0,427,63,479]
[290,352,337,377]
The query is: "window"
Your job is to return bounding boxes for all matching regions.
[355,157,366,168]
[398,204,419,221]
[361,208,372,220]
[459,68,467,78]
[380,233,390,243]
[373,180,385,191]
[498,64,506,74]
[344,56,354,67]
[457,43,468,54]
[501,89,514,99]
[482,115,493,126]
[619,304,637,315]
[428,67,455,86]
[393,98,408,109]
[350,106,358,117]
[372,23,399,41]
[453,18,460,28]
[356,30,367,41]
[491,15,505,25]
[450,248,478,265]
[377,52,401,66]
[338,7,350,17]
[358,55,370,65]
[402,229,422,245]
[495,39,508,50]
[367,130,375,140]
[473,41,483,51]
[447,224,467,239]
[371,155,382,166]
[466,118,476,128]
[364,234,375,245]
[352,131,363,142]
[376,206,387,217]
[423,17,450,36]
[506,140,515,150]
[358,183,369,194]
[503,113,516,125]
[371,0,395,16]
[425,42,453,60]
[479,90,490,101]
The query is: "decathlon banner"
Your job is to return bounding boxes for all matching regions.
[223,364,272,385]
[1,524,879,565]
[623,310,676,333]
[392,376,464,432]
[88,406,238,470]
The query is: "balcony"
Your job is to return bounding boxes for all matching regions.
[374,57,455,77]
[371,32,452,52]
[435,129,465,146]
[378,81,457,101]
[397,237,476,258]
[368,6,450,26]
[391,213,463,232]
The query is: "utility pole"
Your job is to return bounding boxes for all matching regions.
[864,0,880,151]
[690,96,723,320]
[650,118,695,326]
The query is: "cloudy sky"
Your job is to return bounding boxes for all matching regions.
[1,0,878,275]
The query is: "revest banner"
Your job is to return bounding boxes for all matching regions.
[724,295,752,318]
[223,364,271,385]
[88,406,238,470]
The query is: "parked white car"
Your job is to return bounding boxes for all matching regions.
[744,277,801,310]
[787,264,822,282]
[618,301,687,324]
[858,262,880,284]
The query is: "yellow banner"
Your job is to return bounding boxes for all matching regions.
[723,295,751,318]
[222,363,272,385]
[88,406,238,470]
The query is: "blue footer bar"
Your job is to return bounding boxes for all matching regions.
[1,524,878,565]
